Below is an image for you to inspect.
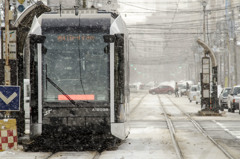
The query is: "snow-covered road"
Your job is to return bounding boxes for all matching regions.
[1,92,240,159]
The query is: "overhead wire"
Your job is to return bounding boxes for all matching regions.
[117,0,237,63]
[128,14,229,27]
[118,1,240,14]
[119,0,240,6]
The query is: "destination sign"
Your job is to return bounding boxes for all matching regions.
[57,35,95,42]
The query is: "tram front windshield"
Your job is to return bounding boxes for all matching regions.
[43,32,109,103]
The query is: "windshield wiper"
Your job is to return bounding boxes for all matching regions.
[46,77,89,106]
[46,77,77,106]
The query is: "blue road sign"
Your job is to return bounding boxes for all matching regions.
[17,5,25,12]
[0,86,20,111]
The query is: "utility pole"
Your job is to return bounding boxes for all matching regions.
[233,33,238,85]
[5,0,11,86]
[227,33,231,87]
[0,1,2,28]
[202,1,207,44]
[230,1,237,85]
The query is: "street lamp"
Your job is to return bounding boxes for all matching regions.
[202,1,207,44]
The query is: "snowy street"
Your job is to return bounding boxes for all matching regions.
[1,92,240,159]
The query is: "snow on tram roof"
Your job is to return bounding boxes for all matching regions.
[40,13,111,20]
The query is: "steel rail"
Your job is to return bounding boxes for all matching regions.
[158,95,184,159]
[167,96,235,159]
[45,151,100,159]
[129,93,148,115]
[44,153,55,159]
[129,91,146,102]
[92,152,101,159]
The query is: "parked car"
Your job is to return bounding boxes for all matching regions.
[219,87,231,111]
[144,81,157,90]
[178,84,187,96]
[195,85,221,105]
[129,84,138,92]
[188,85,199,102]
[130,82,144,91]
[227,85,240,113]
[195,85,201,104]
[195,90,201,104]
[149,85,174,95]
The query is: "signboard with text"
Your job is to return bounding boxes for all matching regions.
[1,28,17,60]
[201,57,211,108]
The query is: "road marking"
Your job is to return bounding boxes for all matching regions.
[213,120,240,139]
[0,92,17,104]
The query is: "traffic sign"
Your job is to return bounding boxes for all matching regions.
[17,0,27,13]
[17,5,25,12]
[18,0,25,4]
[0,86,20,111]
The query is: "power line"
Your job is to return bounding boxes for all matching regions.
[128,14,229,27]
[118,1,240,14]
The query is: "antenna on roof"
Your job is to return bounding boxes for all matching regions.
[74,5,79,16]
[59,4,62,17]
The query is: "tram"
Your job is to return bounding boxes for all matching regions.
[20,11,129,149]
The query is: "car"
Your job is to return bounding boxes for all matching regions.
[178,84,187,96]
[188,85,200,102]
[227,85,240,113]
[144,81,157,90]
[130,82,144,91]
[195,85,201,104]
[195,84,221,105]
[219,87,231,111]
[129,84,138,92]
[195,91,201,104]
[149,85,174,95]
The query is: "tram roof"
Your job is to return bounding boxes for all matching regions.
[39,13,112,28]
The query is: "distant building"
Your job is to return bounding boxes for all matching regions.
[47,0,119,13]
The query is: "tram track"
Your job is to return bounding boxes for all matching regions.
[157,95,184,159]
[129,92,140,102]
[129,93,148,115]
[44,151,101,159]
[92,152,101,159]
[42,93,147,159]
[129,91,148,102]
[166,95,235,159]
[45,153,55,159]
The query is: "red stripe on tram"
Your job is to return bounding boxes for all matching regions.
[58,95,95,101]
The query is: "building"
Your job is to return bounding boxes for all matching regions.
[127,0,203,83]
[47,0,118,13]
